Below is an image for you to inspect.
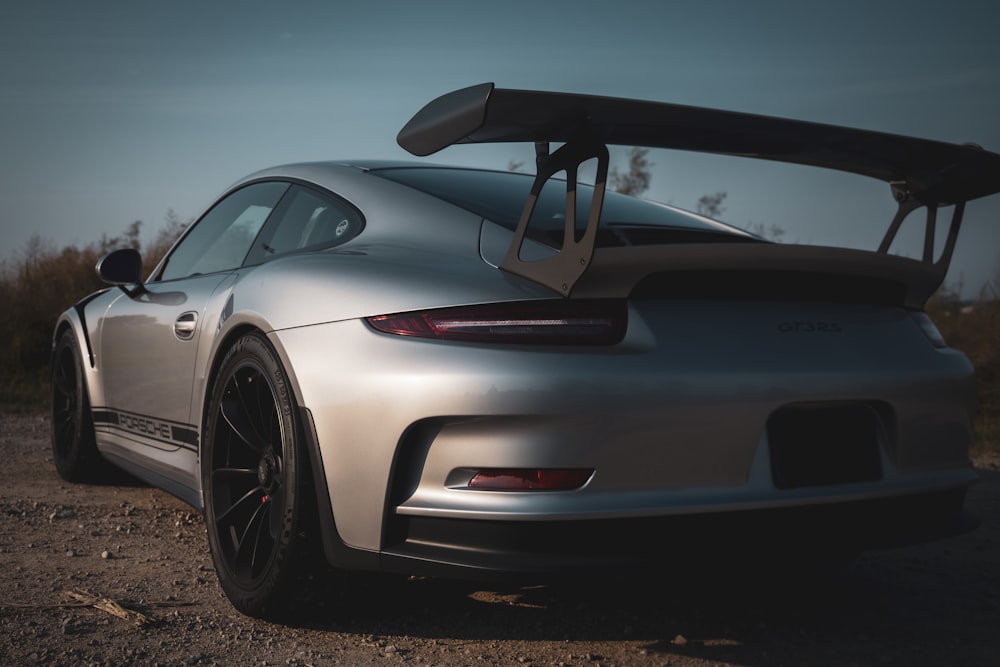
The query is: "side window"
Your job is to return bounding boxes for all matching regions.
[157,182,289,281]
[245,185,363,264]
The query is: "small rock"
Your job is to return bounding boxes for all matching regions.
[101,550,112,559]
[65,549,75,557]
[672,634,687,645]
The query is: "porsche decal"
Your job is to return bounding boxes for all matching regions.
[92,408,198,451]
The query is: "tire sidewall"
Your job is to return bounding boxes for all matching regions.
[51,331,94,481]
[202,332,302,617]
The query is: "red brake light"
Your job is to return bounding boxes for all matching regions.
[467,468,594,491]
[366,300,627,345]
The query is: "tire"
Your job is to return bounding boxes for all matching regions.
[202,332,316,618]
[51,330,105,482]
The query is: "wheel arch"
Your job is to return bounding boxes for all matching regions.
[200,324,263,422]
[200,325,377,572]
[51,309,102,420]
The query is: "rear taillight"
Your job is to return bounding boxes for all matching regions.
[910,311,947,348]
[366,300,627,345]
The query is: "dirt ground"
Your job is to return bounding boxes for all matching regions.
[1,415,998,666]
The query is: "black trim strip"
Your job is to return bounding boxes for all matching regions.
[298,406,380,571]
[92,407,199,451]
[71,288,110,368]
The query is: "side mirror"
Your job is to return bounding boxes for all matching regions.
[96,248,143,286]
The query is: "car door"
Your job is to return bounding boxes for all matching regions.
[94,181,289,466]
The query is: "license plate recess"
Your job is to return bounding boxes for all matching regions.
[768,404,883,490]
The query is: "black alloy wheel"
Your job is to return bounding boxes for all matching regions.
[203,332,311,617]
[51,330,103,482]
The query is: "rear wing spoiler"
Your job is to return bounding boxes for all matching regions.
[399,83,1000,296]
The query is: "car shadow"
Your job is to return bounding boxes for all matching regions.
[276,544,996,664]
[85,462,149,487]
[267,462,1000,664]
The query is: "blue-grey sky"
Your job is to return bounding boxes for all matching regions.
[2,0,999,295]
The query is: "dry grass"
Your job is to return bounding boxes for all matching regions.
[926,289,1000,454]
[0,217,185,413]
[0,370,49,415]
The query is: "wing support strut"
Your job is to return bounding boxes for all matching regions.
[878,183,967,279]
[500,135,610,296]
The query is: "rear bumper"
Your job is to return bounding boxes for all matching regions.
[273,307,976,554]
[379,487,977,578]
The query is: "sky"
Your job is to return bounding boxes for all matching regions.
[2,0,999,296]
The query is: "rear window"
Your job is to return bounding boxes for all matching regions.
[371,166,759,248]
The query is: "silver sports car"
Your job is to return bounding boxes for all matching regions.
[51,83,1000,617]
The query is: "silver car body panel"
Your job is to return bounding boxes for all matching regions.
[55,158,980,559]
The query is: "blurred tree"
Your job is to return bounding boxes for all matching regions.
[696,191,727,218]
[0,210,190,377]
[609,146,652,196]
[744,221,786,242]
[143,209,188,276]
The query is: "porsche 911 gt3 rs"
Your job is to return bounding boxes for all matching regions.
[51,83,1000,617]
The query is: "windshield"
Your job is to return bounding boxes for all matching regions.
[371,166,760,248]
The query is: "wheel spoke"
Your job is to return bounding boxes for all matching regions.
[51,349,77,456]
[213,467,258,482]
[52,353,76,411]
[54,416,75,445]
[234,500,270,575]
[220,384,268,453]
[250,503,274,575]
[215,485,265,524]
[242,369,273,447]
[53,364,72,397]
[53,400,74,425]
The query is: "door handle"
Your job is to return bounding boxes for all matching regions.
[174,311,198,341]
